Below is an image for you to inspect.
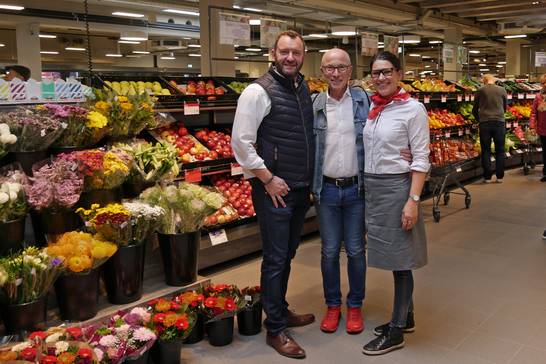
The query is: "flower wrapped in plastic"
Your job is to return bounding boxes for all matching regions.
[202,284,245,323]
[43,341,98,364]
[0,247,64,304]
[23,158,83,212]
[0,122,17,159]
[45,231,117,274]
[59,149,130,191]
[139,182,225,234]
[175,289,205,314]
[46,104,109,148]
[146,298,196,342]
[0,105,63,152]
[0,166,29,223]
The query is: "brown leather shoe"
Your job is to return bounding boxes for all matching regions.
[286,310,315,327]
[266,330,306,359]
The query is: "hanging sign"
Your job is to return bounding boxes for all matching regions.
[361,32,379,56]
[260,18,286,48]
[383,35,398,55]
[535,52,546,67]
[457,46,468,65]
[443,43,455,64]
[219,13,251,46]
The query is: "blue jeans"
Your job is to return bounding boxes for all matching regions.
[316,182,366,308]
[250,179,311,335]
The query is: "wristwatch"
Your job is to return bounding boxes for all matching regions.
[409,194,421,203]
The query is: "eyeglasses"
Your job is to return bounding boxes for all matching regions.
[371,68,395,79]
[321,65,351,74]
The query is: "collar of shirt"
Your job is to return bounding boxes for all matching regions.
[326,86,351,104]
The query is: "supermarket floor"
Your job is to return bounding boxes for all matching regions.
[183,168,546,364]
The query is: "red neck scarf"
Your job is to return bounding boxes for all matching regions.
[368,88,410,120]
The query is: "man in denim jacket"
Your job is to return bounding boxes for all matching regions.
[312,48,370,334]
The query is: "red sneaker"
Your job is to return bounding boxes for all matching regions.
[346,307,364,334]
[320,306,341,333]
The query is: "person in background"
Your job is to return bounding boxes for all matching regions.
[361,51,430,356]
[231,30,315,360]
[529,73,546,183]
[4,65,31,81]
[472,73,507,183]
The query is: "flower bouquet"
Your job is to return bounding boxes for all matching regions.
[46,103,109,149]
[0,341,37,362]
[46,231,117,321]
[175,290,206,344]
[0,122,17,159]
[237,286,262,336]
[93,90,155,138]
[0,167,29,256]
[28,326,86,344]
[0,247,64,333]
[202,284,245,346]
[42,341,98,364]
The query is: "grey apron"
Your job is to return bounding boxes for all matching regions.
[364,173,427,271]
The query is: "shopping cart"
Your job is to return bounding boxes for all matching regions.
[429,157,478,222]
[521,131,541,175]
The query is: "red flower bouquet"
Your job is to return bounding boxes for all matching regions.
[147,298,196,342]
[202,284,245,322]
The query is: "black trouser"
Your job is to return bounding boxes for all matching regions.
[540,135,546,177]
[250,179,311,335]
[390,270,413,328]
[479,121,506,180]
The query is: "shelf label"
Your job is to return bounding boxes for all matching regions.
[424,95,430,104]
[537,147,543,152]
[515,149,523,154]
[470,94,475,101]
[457,94,463,102]
[464,94,470,102]
[513,121,518,127]
[517,93,524,99]
[230,163,243,176]
[506,152,511,158]
[441,95,447,103]
[458,129,463,136]
[445,131,451,138]
[465,128,470,135]
[184,168,202,182]
[456,167,462,173]
[209,229,228,246]
[184,101,200,115]
[526,93,535,99]
[506,122,512,128]
[507,93,513,100]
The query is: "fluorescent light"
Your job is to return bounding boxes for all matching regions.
[118,40,140,44]
[40,51,58,54]
[234,56,239,59]
[378,45,384,48]
[262,53,270,56]
[307,33,328,39]
[0,43,4,47]
[232,5,241,9]
[120,37,147,41]
[188,53,201,57]
[496,65,503,68]
[429,40,442,44]
[318,49,330,53]
[112,11,144,18]
[161,56,175,60]
[483,58,487,61]
[422,55,432,59]
[331,26,356,36]
[243,7,263,12]
[65,47,86,51]
[0,5,24,10]
[132,51,150,54]
[408,53,421,57]
[187,64,192,68]
[378,42,384,45]
[480,68,490,71]
[479,63,487,66]
[188,44,201,48]
[498,61,506,64]
[425,65,431,68]
[249,19,261,25]
[163,9,199,16]
[469,50,480,54]
[504,34,527,39]
[106,53,123,57]
[398,35,421,44]
[245,48,261,52]
[125,55,141,58]
[39,34,56,39]
[120,31,148,41]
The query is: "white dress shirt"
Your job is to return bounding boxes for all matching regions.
[363,95,430,174]
[323,87,359,178]
[231,83,271,179]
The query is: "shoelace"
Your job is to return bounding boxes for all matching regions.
[347,309,360,321]
[326,309,340,320]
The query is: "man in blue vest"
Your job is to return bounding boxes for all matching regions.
[232,30,315,359]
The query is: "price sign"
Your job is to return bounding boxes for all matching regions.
[424,95,430,104]
[526,93,536,99]
[506,152,511,158]
[517,93,524,100]
[465,128,470,135]
[456,167,462,173]
[230,163,243,176]
[458,129,463,136]
[537,147,543,152]
[470,94,475,101]
[514,121,519,127]
[441,95,447,103]
[490,156,495,162]
[516,149,523,154]
[445,131,451,138]
[184,101,200,115]
[506,122,512,128]
[209,229,228,246]
[507,93,513,100]
[464,94,470,102]
[184,168,202,182]
[457,94,463,102]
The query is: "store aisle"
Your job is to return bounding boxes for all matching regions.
[182,169,546,364]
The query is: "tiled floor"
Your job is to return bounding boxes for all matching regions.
[181,168,546,363]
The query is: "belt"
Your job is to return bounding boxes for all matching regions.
[323,175,358,188]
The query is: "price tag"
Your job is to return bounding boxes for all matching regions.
[424,95,430,104]
[490,156,495,162]
[184,101,200,115]
[456,167,462,173]
[470,94,475,101]
[184,168,202,182]
[506,122,512,128]
[518,93,524,99]
[445,131,451,138]
[507,93,513,100]
[506,152,511,158]
[458,129,463,136]
[465,128,470,135]
[464,94,470,102]
[230,163,243,176]
[209,229,228,246]
[537,147,543,152]
[245,295,252,302]
[513,121,519,127]
[526,93,535,99]
[457,94,462,102]
[441,95,447,103]
[515,149,523,154]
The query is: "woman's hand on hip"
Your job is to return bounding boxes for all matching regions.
[401,200,419,230]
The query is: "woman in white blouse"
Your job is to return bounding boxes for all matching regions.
[361,51,430,356]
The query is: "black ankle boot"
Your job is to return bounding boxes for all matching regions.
[363,326,405,355]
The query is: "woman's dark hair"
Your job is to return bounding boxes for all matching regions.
[369,51,401,71]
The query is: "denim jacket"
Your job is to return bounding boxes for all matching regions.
[311,86,370,201]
